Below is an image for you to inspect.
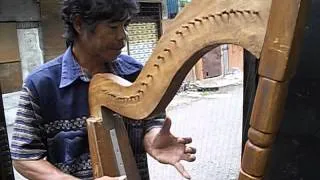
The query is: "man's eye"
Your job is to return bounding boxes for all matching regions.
[109,26,118,29]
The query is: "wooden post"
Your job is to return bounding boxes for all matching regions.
[39,0,66,61]
[239,0,310,179]
[0,83,15,180]
[195,59,204,81]
[87,108,140,180]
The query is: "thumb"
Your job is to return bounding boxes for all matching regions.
[159,117,172,135]
[174,162,191,179]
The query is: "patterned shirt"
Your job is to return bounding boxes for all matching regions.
[11,47,164,179]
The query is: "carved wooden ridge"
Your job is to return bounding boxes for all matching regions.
[88,0,309,179]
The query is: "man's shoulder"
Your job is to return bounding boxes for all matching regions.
[24,55,63,90]
[118,54,141,63]
[115,54,143,74]
[29,56,63,77]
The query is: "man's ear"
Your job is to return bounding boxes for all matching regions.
[73,15,83,34]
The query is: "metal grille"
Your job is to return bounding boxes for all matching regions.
[127,23,158,64]
[137,2,162,21]
[126,2,162,64]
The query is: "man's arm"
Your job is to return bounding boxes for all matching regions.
[13,160,127,180]
[13,160,76,180]
[10,85,76,179]
[11,86,126,180]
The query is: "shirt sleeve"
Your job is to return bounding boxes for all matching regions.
[143,112,166,134]
[10,85,47,160]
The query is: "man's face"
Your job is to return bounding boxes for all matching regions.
[81,18,130,62]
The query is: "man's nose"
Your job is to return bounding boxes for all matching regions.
[116,26,128,41]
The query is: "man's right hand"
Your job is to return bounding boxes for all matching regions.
[95,175,127,180]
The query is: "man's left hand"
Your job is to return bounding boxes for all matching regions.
[144,117,196,179]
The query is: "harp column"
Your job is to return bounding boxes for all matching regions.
[239,0,310,179]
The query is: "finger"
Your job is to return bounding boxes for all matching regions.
[174,162,191,179]
[185,146,197,154]
[159,117,172,135]
[182,154,196,162]
[177,137,192,144]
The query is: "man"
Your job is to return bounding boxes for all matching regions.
[10,0,196,179]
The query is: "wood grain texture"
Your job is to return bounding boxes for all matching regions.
[0,23,20,63]
[259,0,310,81]
[241,140,271,177]
[247,128,275,148]
[101,109,141,180]
[40,0,66,61]
[87,117,118,178]
[250,78,288,134]
[0,62,23,93]
[241,0,309,179]
[87,109,140,179]
[239,169,262,180]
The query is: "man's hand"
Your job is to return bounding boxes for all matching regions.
[144,117,196,179]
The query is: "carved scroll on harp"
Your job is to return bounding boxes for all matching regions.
[88,0,309,179]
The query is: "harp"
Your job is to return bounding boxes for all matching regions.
[87,0,309,179]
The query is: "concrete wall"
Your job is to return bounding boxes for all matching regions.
[17,28,44,80]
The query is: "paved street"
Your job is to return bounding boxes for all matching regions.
[148,85,243,180]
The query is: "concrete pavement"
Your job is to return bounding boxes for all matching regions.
[148,84,243,180]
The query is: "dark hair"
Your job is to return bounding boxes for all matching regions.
[61,0,139,43]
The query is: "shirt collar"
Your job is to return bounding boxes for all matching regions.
[59,47,90,88]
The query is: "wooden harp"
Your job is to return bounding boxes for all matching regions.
[87,0,309,179]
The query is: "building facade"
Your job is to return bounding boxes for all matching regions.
[0,0,163,93]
